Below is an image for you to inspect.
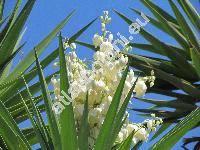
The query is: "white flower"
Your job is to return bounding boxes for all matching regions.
[94,80,106,88]
[69,51,77,59]
[90,127,100,139]
[51,11,161,148]
[70,43,76,49]
[151,70,154,76]
[129,69,134,77]
[93,34,103,48]
[100,41,113,51]
[150,82,154,87]
[108,34,113,42]
[134,80,147,97]
[103,11,109,16]
[89,108,102,126]
[135,128,149,141]
[116,132,124,143]
[147,120,153,130]
[107,95,112,103]
[132,137,139,145]
[126,124,139,134]
[51,77,58,85]
[119,55,128,64]
[74,104,84,119]
[121,128,129,139]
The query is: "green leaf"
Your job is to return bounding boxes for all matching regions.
[129,43,189,59]
[68,17,97,44]
[140,0,178,25]
[8,94,43,115]
[134,97,196,110]
[0,0,34,66]
[35,50,61,149]
[22,75,52,149]
[190,47,200,79]
[20,93,48,150]
[118,131,134,150]
[168,0,200,53]
[0,115,27,150]
[113,10,196,79]
[0,0,22,42]
[58,32,78,150]
[14,104,46,124]
[0,16,7,27]
[22,127,38,145]
[0,42,26,80]
[151,123,171,141]
[4,10,75,82]
[0,97,30,149]
[177,0,200,32]
[75,40,98,51]
[152,107,200,150]
[140,0,190,52]
[94,66,128,150]
[108,77,138,148]
[78,92,89,150]
[2,71,57,106]
[130,8,181,36]
[0,135,8,150]
[0,0,5,20]
[0,42,25,75]
[153,68,200,99]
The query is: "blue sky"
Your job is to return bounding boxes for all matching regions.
[4,0,200,149]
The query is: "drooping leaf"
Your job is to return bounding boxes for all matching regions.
[140,0,178,25]
[134,97,196,110]
[168,0,200,53]
[177,0,200,32]
[140,0,190,52]
[152,107,200,150]
[190,47,200,79]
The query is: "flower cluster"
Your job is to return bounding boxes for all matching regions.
[51,11,160,148]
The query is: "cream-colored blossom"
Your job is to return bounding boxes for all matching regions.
[93,34,103,48]
[51,11,162,148]
[134,79,147,97]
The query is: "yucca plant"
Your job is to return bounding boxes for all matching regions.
[1,0,200,150]
[0,1,167,148]
[2,28,197,150]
